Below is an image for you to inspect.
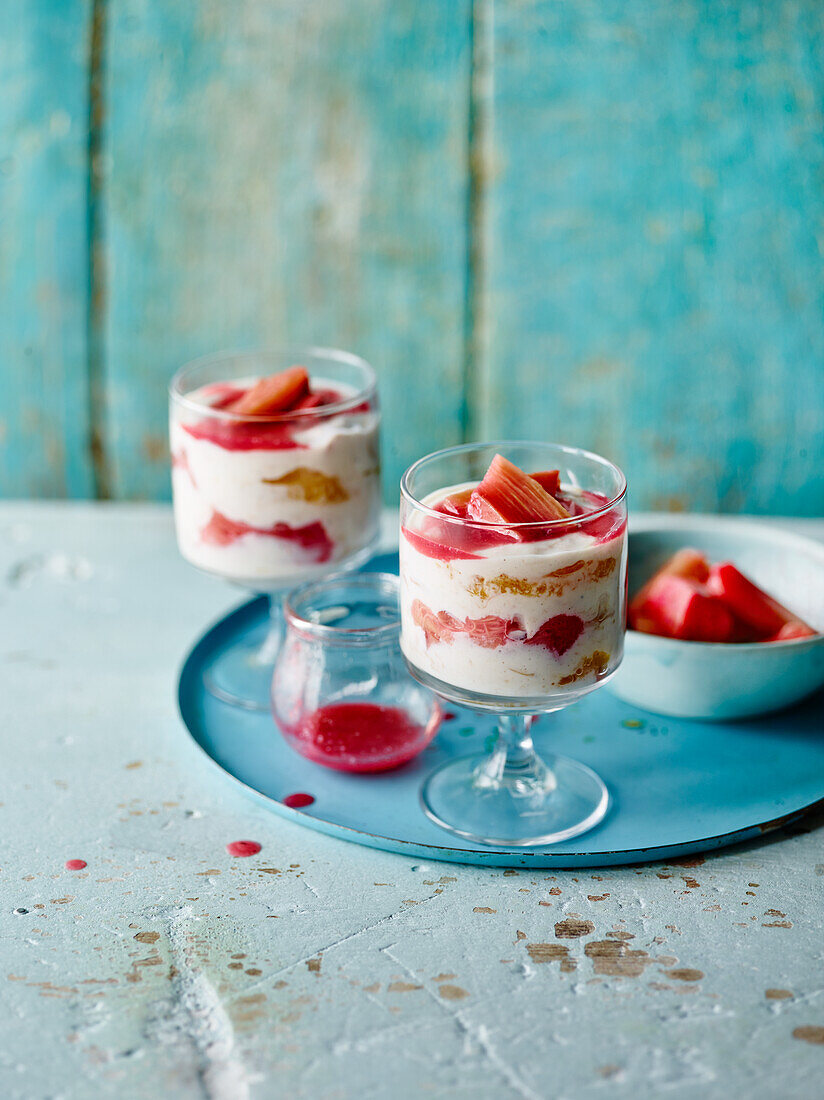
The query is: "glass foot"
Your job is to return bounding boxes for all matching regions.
[421,752,609,847]
[202,615,282,711]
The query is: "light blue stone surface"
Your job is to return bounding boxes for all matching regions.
[1,503,823,1098]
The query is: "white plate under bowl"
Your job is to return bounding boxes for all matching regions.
[609,517,824,720]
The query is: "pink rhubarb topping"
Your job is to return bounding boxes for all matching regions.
[182,367,360,451]
[403,455,624,560]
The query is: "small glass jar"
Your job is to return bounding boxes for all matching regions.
[272,573,441,772]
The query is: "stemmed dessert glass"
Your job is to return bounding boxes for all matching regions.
[170,348,381,710]
[399,442,628,846]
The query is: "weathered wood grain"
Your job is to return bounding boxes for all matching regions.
[3,2,823,513]
[480,1,824,515]
[0,1,94,498]
[101,0,472,500]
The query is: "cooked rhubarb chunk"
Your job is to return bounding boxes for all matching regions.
[463,615,519,649]
[524,613,585,656]
[705,562,810,637]
[467,455,571,527]
[229,366,310,415]
[434,487,474,518]
[630,574,734,642]
[529,470,561,495]
[292,387,345,410]
[764,621,817,642]
[628,548,710,625]
[411,600,462,647]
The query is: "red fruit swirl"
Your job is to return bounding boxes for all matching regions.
[411,600,584,657]
[201,510,333,563]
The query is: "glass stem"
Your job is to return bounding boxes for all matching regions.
[474,714,558,797]
[252,594,285,667]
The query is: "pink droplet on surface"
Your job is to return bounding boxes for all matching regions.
[443,712,457,721]
[65,859,87,871]
[226,840,261,857]
[283,792,315,809]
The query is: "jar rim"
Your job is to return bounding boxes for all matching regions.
[283,572,400,645]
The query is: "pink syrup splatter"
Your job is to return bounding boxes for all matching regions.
[65,859,87,870]
[283,793,315,809]
[226,840,262,857]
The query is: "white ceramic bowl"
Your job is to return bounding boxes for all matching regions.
[609,517,824,719]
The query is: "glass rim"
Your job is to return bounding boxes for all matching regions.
[400,440,627,531]
[168,346,377,423]
[283,571,400,644]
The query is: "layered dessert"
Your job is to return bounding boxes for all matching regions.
[400,455,627,698]
[171,366,380,585]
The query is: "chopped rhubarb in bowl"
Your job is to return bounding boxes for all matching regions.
[610,519,824,720]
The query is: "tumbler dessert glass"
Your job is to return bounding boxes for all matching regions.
[399,441,627,845]
[170,348,381,709]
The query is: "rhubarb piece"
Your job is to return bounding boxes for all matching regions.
[203,383,248,409]
[764,621,817,642]
[402,526,482,561]
[402,503,522,559]
[467,455,571,527]
[292,387,345,410]
[411,601,520,649]
[706,562,810,637]
[183,418,304,451]
[549,489,626,543]
[229,366,310,415]
[434,487,474,518]
[630,574,734,642]
[411,600,462,647]
[529,470,561,495]
[629,548,710,623]
[463,615,519,649]
[524,613,584,657]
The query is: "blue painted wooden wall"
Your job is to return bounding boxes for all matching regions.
[2,1,822,514]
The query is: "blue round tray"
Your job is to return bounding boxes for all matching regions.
[177,552,824,867]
